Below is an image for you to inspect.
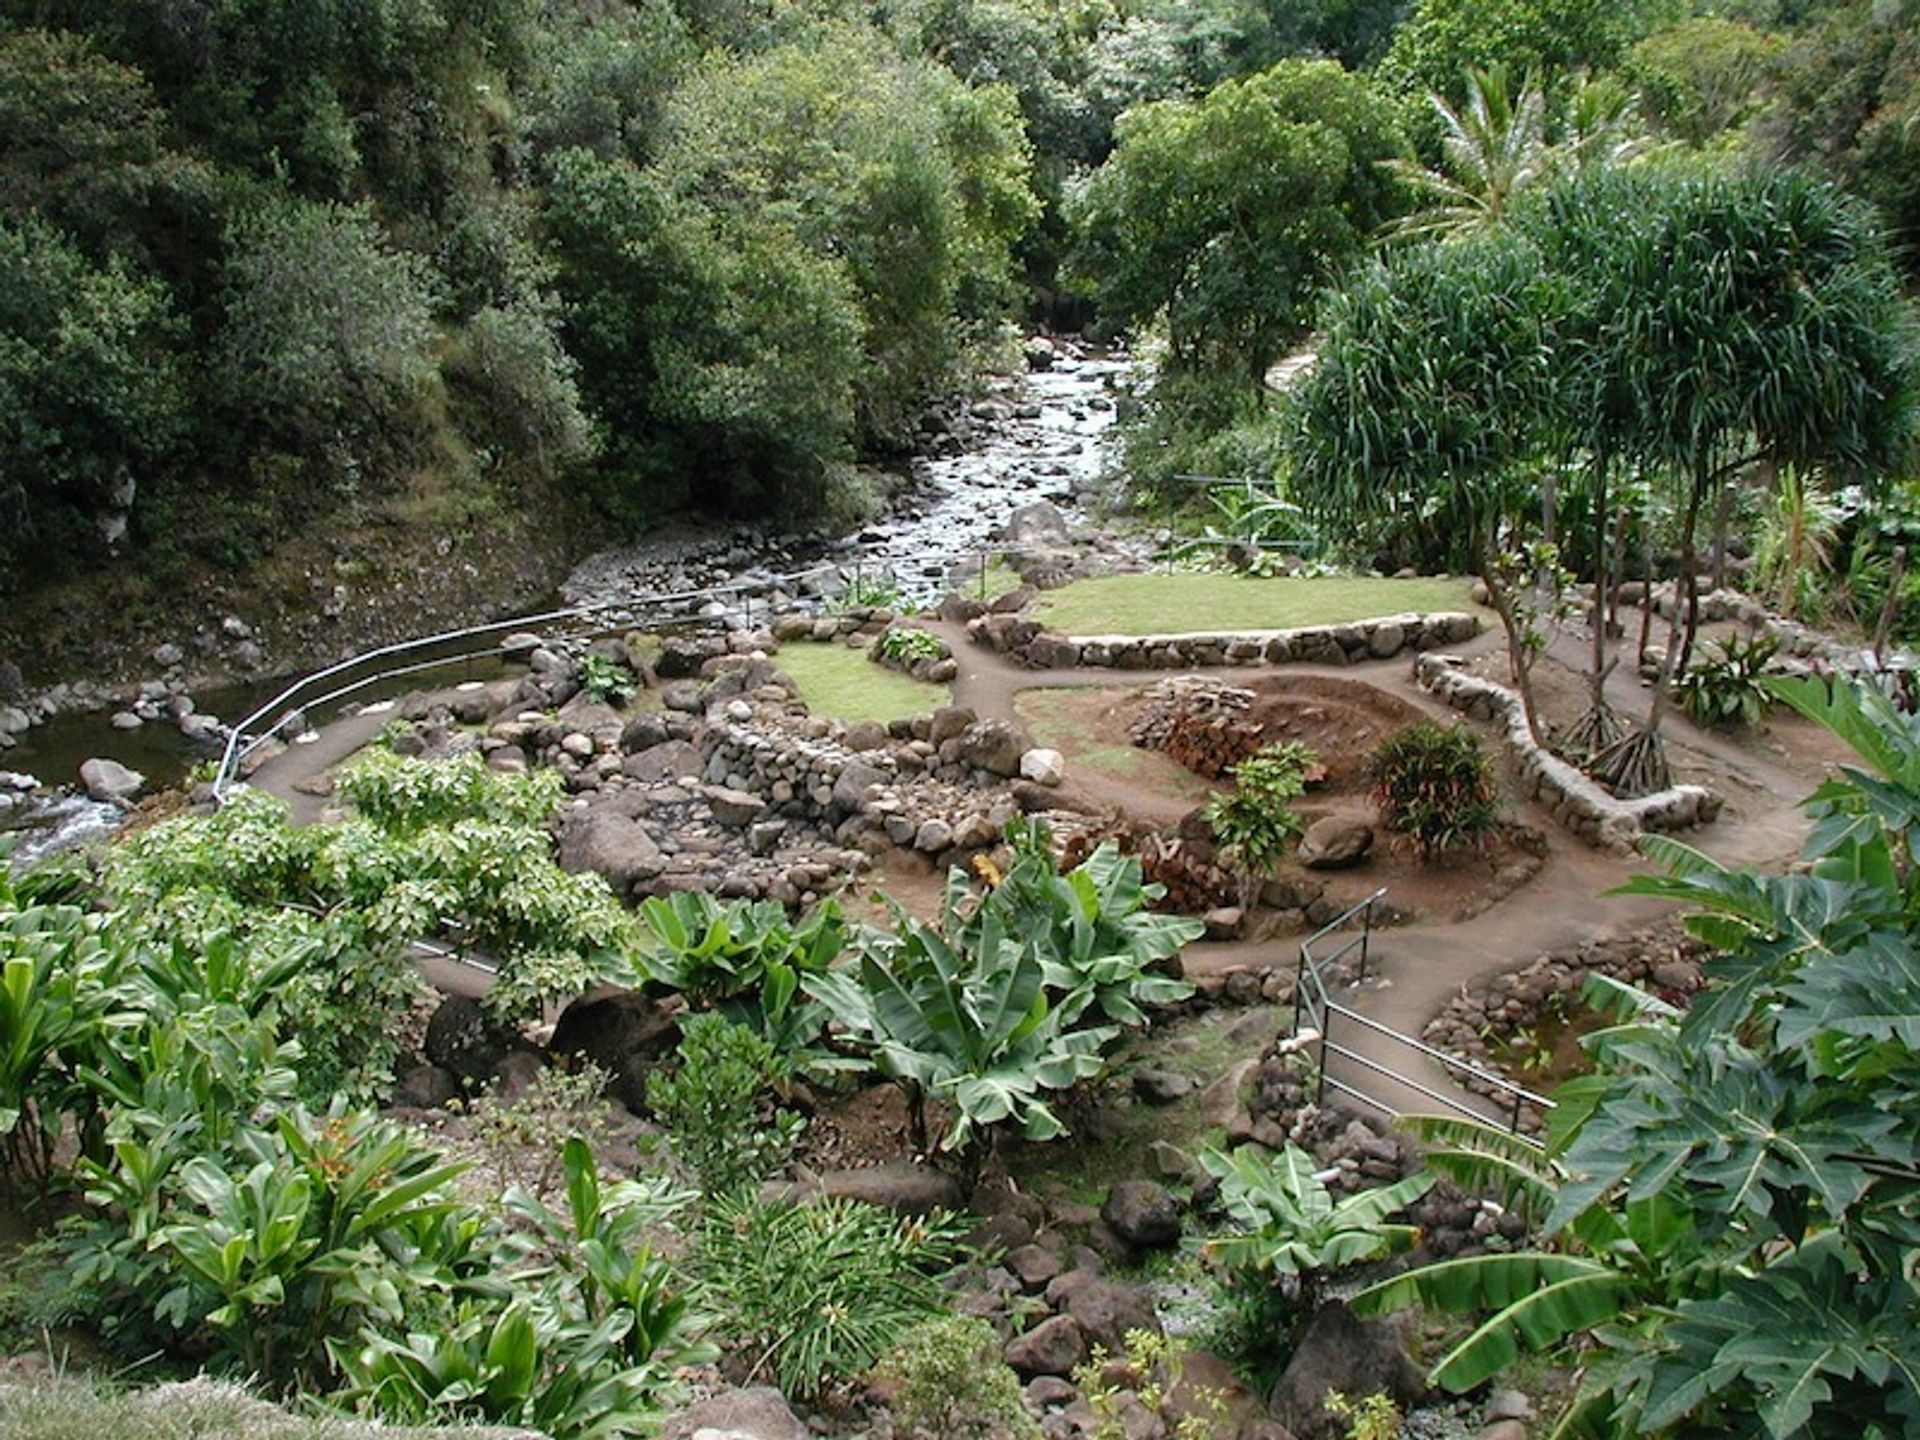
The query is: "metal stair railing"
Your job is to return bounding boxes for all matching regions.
[1292,888,1553,1144]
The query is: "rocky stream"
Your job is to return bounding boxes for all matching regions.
[1,339,1134,864]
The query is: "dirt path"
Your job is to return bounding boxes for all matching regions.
[247,606,1822,1127]
[930,609,1818,1124]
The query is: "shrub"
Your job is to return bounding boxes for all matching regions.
[1367,722,1499,858]
[1203,741,1320,898]
[872,1316,1039,1440]
[580,650,639,705]
[874,626,947,666]
[696,1193,964,1402]
[467,1060,620,1201]
[647,1013,803,1197]
[1675,629,1779,730]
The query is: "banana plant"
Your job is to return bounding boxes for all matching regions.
[951,821,1199,1027]
[636,891,851,1069]
[1201,1143,1432,1316]
[807,907,1113,1179]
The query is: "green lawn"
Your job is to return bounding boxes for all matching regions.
[1032,573,1476,636]
[774,641,951,723]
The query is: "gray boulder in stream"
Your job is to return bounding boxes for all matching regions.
[80,757,145,804]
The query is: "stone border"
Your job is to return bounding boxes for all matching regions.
[1413,653,1719,849]
[968,609,1482,670]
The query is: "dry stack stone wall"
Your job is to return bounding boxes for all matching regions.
[968,610,1482,670]
[1414,653,1720,848]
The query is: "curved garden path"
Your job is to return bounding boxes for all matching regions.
[243,606,1821,1126]
[930,610,1818,1123]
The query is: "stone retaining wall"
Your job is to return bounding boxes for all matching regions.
[968,610,1482,670]
[1413,653,1719,848]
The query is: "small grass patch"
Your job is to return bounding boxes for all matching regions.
[1013,688,1213,801]
[775,641,950,723]
[1033,573,1476,637]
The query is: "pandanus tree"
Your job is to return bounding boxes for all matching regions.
[1290,227,1568,744]
[1537,168,1916,796]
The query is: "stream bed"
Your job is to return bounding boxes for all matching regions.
[4,342,1130,862]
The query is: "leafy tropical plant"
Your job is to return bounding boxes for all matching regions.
[1354,675,1920,1435]
[808,908,1114,1174]
[1755,465,1846,622]
[634,891,849,1068]
[579,651,640,705]
[1675,629,1781,730]
[1200,1144,1432,1321]
[1368,722,1499,858]
[336,1137,704,1436]
[953,821,1200,1028]
[1204,741,1318,902]
[648,1013,804,1197]
[874,625,947,665]
[696,1193,963,1402]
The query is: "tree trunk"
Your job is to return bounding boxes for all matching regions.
[1482,557,1547,746]
[1647,472,1708,738]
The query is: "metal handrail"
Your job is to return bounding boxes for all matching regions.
[1293,885,1554,1140]
[208,546,987,798]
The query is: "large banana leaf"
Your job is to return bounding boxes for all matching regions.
[1354,1252,1633,1390]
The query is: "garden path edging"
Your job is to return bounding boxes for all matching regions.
[1413,652,1719,850]
[968,608,1482,670]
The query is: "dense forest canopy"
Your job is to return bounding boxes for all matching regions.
[0,0,1914,597]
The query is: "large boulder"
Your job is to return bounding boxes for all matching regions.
[548,989,682,1112]
[832,759,890,813]
[556,804,666,895]
[961,719,1027,778]
[79,757,144,803]
[1102,1180,1182,1250]
[1296,816,1374,871]
[424,996,522,1087]
[622,739,703,783]
[999,501,1071,546]
[1019,747,1065,786]
[1270,1301,1424,1440]
[659,1386,808,1440]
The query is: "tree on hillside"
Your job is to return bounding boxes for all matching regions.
[1290,229,1567,742]
[1375,0,1644,108]
[0,217,183,578]
[1070,58,1405,385]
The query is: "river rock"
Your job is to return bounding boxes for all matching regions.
[706,786,766,827]
[1006,1314,1087,1378]
[1000,501,1071,546]
[1102,1180,1181,1250]
[1019,747,1065,786]
[152,642,184,668]
[1270,1301,1423,1440]
[1297,816,1374,870]
[79,757,144,803]
[962,719,1027,777]
[0,706,30,736]
[556,804,666,894]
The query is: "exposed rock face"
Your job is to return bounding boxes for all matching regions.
[1296,816,1374,870]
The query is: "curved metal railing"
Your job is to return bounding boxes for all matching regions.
[209,548,1006,799]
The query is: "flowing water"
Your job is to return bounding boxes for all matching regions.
[3,344,1128,861]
